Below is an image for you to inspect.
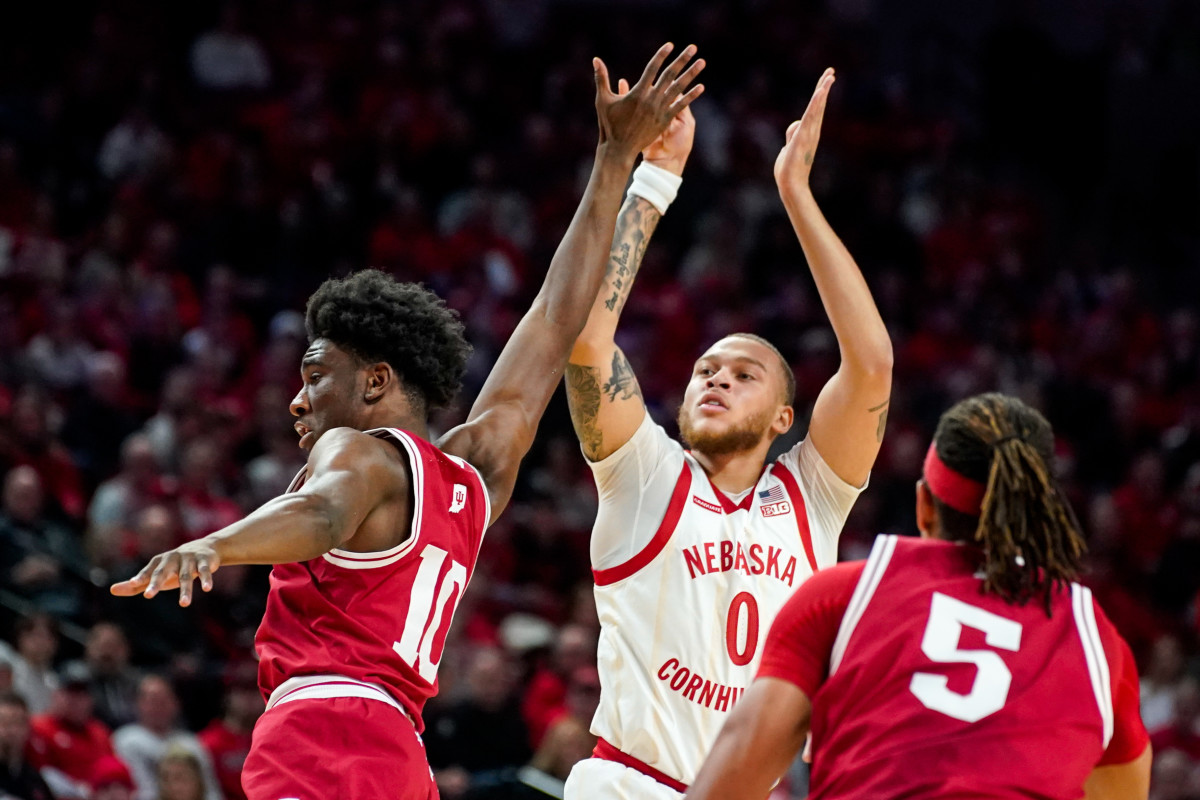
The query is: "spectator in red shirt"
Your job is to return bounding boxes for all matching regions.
[90,754,136,800]
[521,623,596,747]
[29,663,114,797]
[198,662,263,800]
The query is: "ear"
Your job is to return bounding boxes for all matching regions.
[773,405,795,436]
[363,362,393,403]
[915,479,937,539]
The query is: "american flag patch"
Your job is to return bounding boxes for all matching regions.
[759,484,785,504]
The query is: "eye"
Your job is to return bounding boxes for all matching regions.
[307,372,323,384]
[697,367,713,376]
[739,373,755,381]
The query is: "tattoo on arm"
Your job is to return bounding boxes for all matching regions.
[869,399,889,443]
[602,196,661,315]
[566,363,604,460]
[602,349,643,403]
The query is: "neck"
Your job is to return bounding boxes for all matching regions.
[692,444,771,493]
[362,406,429,440]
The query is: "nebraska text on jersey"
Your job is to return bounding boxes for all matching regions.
[682,540,799,586]
[578,415,864,788]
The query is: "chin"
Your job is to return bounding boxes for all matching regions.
[679,418,765,456]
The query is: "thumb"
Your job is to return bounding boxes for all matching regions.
[618,78,630,96]
[785,120,802,143]
[593,58,614,100]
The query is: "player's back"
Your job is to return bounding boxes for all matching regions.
[810,536,1123,800]
[255,427,490,730]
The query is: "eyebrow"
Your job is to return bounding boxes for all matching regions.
[301,354,325,368]
[697,355,769,371]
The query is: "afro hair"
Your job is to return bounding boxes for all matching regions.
[305,270,471,410]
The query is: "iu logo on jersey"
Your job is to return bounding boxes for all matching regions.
[759,484,790,518]
[449,484,467,513]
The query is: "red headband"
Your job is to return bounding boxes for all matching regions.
[923,443,985,515]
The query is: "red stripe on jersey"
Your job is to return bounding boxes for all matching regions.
[705,474,754,513]
[771,464,817,573]
[593,463,691,586]
[593,737,688,793]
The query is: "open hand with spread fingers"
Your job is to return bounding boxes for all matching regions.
[110,539,221,607]
[774,67,835,197]
[593,43,705,159]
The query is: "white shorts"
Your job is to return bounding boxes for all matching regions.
[564,758,684,800]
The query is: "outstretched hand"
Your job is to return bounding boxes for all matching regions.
[110,539,221,607]
[594,43,705,158]
[774,68,835,194]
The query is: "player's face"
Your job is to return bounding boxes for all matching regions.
[676,337,791,456]
[290,339,364,451]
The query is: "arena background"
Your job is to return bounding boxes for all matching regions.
[0,0,1197,797]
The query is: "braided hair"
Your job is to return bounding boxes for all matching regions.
[931,393,1086,613]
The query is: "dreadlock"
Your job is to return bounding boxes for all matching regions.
[931,392,1086,614]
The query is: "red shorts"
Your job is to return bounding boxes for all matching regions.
[242,697,437,800]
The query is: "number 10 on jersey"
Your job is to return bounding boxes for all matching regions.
[394,545,467,683]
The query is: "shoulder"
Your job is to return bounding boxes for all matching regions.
[772,561,865,636]
[310,427,407,476]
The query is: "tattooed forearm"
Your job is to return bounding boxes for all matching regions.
[602,195,661,315]
[602,349,642,403]
[869,399,890,443]
[567,363,604,460]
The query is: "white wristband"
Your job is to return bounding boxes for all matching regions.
[628,161,683,215]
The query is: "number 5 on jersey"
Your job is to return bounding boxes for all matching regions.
[909,592,1023,723]
[394,545,467,683]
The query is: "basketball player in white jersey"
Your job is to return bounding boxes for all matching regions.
[562,69,892,799]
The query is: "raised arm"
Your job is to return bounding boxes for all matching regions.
[440,44,705,521]
[110,427,402,605]
[565,106,695,461]
[777,69,892,488]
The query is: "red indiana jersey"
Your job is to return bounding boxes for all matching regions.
[760,535,1148,800]
[254,428,490,732]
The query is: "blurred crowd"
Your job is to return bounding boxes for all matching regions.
[0,0,1198,798]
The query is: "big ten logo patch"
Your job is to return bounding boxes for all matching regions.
[761,501,791,517]
[758,484,790,517]
[449,484,467,513]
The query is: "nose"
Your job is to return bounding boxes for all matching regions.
[290,387,309,418]
[706,369,732,389]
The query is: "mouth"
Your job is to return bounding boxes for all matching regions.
[698,392,728,413]
[294,420,315,447]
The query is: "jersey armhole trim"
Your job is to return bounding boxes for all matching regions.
[1072,583,1115,748]
[322,428,425,569]
[447,454,492,545]
[829,534,898,675]
[771,463,818,573]
[593,462,692,587]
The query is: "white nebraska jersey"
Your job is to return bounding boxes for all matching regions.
[584,414,863,787]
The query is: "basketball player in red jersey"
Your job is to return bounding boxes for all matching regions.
[687,393,1151,800]
[110,43,705,800]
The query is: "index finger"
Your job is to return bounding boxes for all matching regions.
[634,43,675,90]
[110,559,155,597]
[801,68,836,124]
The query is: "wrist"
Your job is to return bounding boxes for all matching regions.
[643,155,688,177]
[628,161,683,215]
[778,180,815,208]
[596,143,638,171]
